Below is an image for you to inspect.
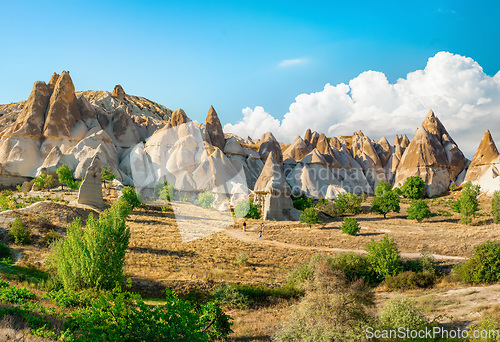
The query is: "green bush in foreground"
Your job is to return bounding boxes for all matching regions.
[299,207,322,227]
[0,241,11,260]
[9,218,31,245]
[378,296,428,331]
[452,181,481,224]
[341,217,361,236]
[365,235,403,280]
[51,200,131,290]
[63,288,232,342]
[120,186,141,209]
[406,199,432,222]
[454,241,500,283]
[234,198,260,219]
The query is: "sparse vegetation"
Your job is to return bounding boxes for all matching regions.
[292,195,315,211]
[32,173,56,191]
[56,164,77,190]
[9,218,31,245]
[234,198,261,219]
[401,176,425,199]
[299,207,321,227]
[340,217,360,235]
[101,166,116,188]
[492,190,500,223]
[406,199,432,222]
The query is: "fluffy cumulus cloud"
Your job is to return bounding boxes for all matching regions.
[224,52,500,157]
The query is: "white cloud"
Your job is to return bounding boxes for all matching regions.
[224,52,500,157]
[278,58,308,68]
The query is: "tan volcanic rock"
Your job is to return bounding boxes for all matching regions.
[401,135,410,148]
[43,71,82,140]
[77,154,104,207]
[282,136,311,162]
[4,81,51,138]
[205,106,225,150]
[304,129,312,144]
[374,137,392,167]
[300,148,328,166]
[394,110,466,197]
[170,108,189,127]
[258,132,283,164]
[329,136,343,150]
[464,130,500,194]
[111,84,126,99]
[47,72,59,92]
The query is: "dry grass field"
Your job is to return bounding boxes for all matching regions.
[2,188,500,341]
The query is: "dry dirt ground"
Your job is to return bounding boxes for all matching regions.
[2,189,500,341]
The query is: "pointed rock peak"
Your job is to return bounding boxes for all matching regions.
[330,136,342,150]
[112,85,126,99]
[394,135,401,146]
[224,136,246,156]
[205,105,225,150]
[283,136,311,161]
[379,137,390,149]
[300,148,327,165]
[48,72,60,90]
[422,109,447,136]
[401,134,410,148]
[170,108,188,127]
[304,128,312,142]
[470,130,500,167]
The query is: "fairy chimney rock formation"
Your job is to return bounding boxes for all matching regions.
[205,105,225,150]
[77,154,104,207]
[170,108,189,127]
[112,84,126,99]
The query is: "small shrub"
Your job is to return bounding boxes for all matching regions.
[365,235,403,280]
[406,199,432,222]
[299,207,321,227]
[212,285,250,309]
[452,181,481,224]
[0,285,36,304]
[56,164,75,190]
[329,252,376,284]
[335,192,362,215]
[42,230,62,246]
[0,241,11,260]
[384,271,437,290]
[155,181,174,202]
[32,173,56,191]
[401,176,425,199]
[340,217,360,236]
[9,218,31,244]
[379,296,428,330]
[492,190,500,224]
[101,166,116,188]
[234,198,260,219]
[454,241,500,283]
[198,191,214,209]
[235,252,249,265]
[449,182,457,192]
[293,196,315,211]
[120,186,141,209]
[469,314,500,342]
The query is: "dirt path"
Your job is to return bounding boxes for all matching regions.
[224,228,466,261]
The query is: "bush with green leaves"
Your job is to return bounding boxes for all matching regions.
[329,252,376,284]
[365,235,403,280]
[384,271,437,290]
[451,181,481,224]
[42,230,62,246]
[120,186,141,209]
[51,200,131,290]
[0,192,17,211]
[212,285,251,309]
[401,176,425,199]
[492,190,500,223]
[449,182,457,192]
[101,166,116,188]
[56,164,77,190]
[335,192,363,215]
[454,241,500,283]
[155,181,174,202]
[9,217,31,245]
[378,296,428,331]
[340,217,360,236]
[198,190,214,209]
[63,288,232,342]
[0,241,11,260]
[234,198,261,219]
[406,199,432,222]
[299,207,321,227]
[370,181,400,218]
[293,196,315,211]
[33,173,56,191]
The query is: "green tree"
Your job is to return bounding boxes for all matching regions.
[234,198,261,219]
[452,181,481,224]
[33,173,56,192]
[335,193,362,215]
[299,207,322,228]
[370,181,400,219]
[51,200,131,290]
[492,190,500,223]
[406,199,432,222]
[365,235,403,280]
[340,218,360,236]
[293,196,315,211]
[56,164,77,190]
[121,186,141,209]
[198,191,214,209]
[101,166,116,188]
[401,176,425,199]
[9,218,31,245]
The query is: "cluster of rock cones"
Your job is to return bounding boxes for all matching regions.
[1,72,499,219]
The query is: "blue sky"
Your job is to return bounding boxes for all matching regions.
[1,0,500,151]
